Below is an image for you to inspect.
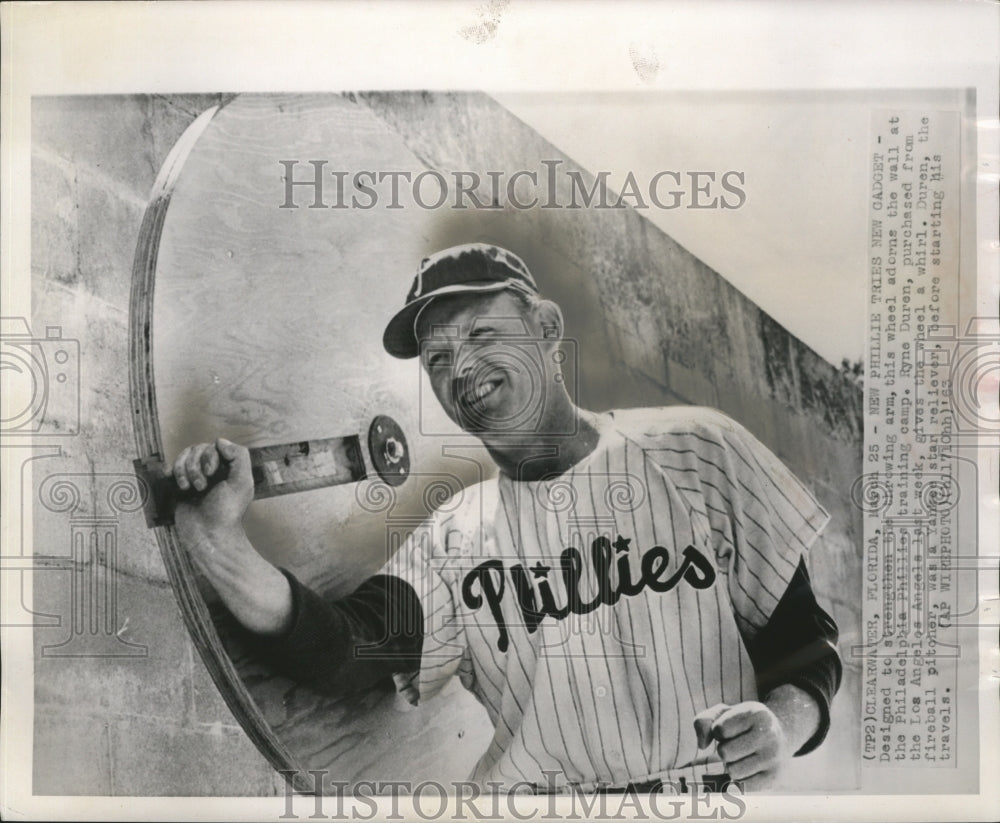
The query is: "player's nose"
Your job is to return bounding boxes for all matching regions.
[451,371,472,399]
[454,348,480,379]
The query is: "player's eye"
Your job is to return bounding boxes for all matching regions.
[425,350,452,370]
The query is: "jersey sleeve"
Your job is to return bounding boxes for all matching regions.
[379,510,468,705]
[647,408,831,638]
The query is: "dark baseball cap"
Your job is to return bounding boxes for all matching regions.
[382,243,539,359]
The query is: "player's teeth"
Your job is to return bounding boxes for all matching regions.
[467,381,498,403]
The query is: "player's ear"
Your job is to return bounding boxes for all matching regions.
[535,299,564,343]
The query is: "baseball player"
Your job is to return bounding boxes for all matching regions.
[172,244,841,793]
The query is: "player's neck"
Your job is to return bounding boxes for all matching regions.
[482,404,603,482]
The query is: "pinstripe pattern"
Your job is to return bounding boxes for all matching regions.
[383,407,829,790]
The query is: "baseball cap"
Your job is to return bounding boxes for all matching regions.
[382,243,539,359]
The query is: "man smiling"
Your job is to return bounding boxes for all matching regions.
[172,243,841,793]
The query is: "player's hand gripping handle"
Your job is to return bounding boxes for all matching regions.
[169,439,293,636]
[170,438,254,531]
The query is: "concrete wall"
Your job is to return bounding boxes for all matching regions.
[28,93,862,795]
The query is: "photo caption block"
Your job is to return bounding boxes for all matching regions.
[861,110,964,779]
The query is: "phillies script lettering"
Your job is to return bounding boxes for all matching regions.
[461,535,716,652]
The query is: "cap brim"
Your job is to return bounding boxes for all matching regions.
[381,282,521,359]
[382,294,436,359]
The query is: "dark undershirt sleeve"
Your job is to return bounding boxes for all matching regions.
[236,569,424,696]
[743,558,843,756]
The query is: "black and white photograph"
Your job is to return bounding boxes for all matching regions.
[1,2,997,821]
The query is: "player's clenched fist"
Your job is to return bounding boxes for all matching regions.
[693,701,791,791]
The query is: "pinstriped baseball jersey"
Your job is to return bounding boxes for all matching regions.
[381,406,830,790]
